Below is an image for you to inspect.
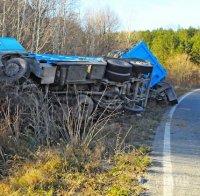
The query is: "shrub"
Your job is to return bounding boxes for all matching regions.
[165,53,200,87]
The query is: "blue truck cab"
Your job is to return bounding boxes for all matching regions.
[0,37,26,53]
[0,37,32,82]
[0,37,27,66]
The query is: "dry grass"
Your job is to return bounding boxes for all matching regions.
[165,53,200,88]
[0,87,153,195]
[102,101,167,154]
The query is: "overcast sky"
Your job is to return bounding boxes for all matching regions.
[80,0,200,31]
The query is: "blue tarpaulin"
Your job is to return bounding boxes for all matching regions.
[121,41,167,87]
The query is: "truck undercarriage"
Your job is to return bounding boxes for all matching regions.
[0,37,178,118]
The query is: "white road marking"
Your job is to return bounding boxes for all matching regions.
[163,89,200,196]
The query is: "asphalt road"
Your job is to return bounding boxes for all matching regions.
[146,89,200,196]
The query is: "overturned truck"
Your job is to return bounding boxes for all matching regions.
[0,37,177,116]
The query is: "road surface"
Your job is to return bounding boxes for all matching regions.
[146,89,200,196]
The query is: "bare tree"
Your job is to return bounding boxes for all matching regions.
[0,1,120,55]
[82,7,120,55]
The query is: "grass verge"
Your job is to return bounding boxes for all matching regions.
[0,146,150,196]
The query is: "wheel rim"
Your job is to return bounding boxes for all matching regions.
[74,96,94,120]
[4,63,20,77]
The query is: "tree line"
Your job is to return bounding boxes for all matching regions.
[137,28,200,64]
[0,0,119,55]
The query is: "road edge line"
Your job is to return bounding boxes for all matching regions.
[163,89,200,196]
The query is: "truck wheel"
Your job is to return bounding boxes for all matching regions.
[124,58,153,75]
[123,58,147,63]
[106,59,132,74]
[106,70,131,83]
[73,95,94,120]
[2,58,28,82]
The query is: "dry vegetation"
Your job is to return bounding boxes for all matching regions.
[166,54,200,88]
[0,87,162,195]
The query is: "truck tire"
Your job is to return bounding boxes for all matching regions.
[131,63,153,75]
[123,58,147,63]
[73,94,94,120]
[106,59,132,74]
[123,58,153,75]
[1,58,28,82]
[106,70,131,83]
